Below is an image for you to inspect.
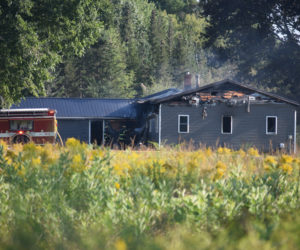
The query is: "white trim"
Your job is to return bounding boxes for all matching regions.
[88,120,91,144]
[102,120,105,146]
[178,115,189,133]
[266,116,277,135]
[221,115,232,134]
[294,110,297,154]
[0,116,55,120]
[0,108,50,112]
[158,104,161,147]
[0,133,15,138]
[30,132,56,137]
[0,132,56,138]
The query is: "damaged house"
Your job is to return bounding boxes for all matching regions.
[139,79,299,152]
[12,78,299,152]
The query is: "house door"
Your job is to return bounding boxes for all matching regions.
[91,120,103,145]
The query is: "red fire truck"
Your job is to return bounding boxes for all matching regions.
[0,108,57,144]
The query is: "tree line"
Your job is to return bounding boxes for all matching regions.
[0,0,299,106]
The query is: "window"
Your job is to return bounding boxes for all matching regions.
[222,116,232,134]
[10,120,33,131]
[178,115,189,133]
[266,116,277,134]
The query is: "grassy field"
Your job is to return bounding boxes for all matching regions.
[0,139,300,249]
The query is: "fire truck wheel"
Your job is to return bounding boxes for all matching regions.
[12,134,31,144]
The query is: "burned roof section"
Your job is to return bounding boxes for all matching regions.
[145,79,299,107]
[137,88,181,104]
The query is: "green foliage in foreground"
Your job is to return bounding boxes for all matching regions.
[0,142,300,249]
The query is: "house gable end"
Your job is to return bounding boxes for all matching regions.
[151,79,299,107]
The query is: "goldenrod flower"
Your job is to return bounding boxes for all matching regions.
[264,164,272,171]
[115,182,120,189]
[217,147,231,154]
[280,154,293,164]
[17,166,26,177]
[264,156,277,165]
[205,147,213,157]
[70,154,86,172]
[31,157,41,167]
[237,149,246,157]
[247,147,259,157]
[0,141,8,153]
[114,239,127,250]
[280,163,292,174]
[216,161,227,171]
[66,138,80,148]
[213,161,227,180]
[4,156,12,165]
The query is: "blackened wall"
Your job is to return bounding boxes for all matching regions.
[160,102,296,151]
[57,119,89,143]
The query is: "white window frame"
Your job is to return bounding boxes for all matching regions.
[178,115,189,133]
[266,116,277,135]
[221,115,232,134]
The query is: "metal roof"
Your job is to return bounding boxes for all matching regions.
[11,98,139,119]
[147,79,300,106]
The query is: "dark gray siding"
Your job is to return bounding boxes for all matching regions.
[57,119,89,143]
[161,103,296,151]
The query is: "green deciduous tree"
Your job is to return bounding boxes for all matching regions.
[0,0,103,106]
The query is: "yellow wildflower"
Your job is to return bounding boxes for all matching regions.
[216,161,227,171]
[213,168,225,180]
[5,156,12,165]
[160,166,166,173]
[213,161,227,180]
[205,147,213,157]
[247,147,259,157]
[237,149,246,157]
[115,182,120,189]
[187,159,197,172]
[66,138,81,148]
[217,147,231,154]
[0,140,8,152]
[31,157,41,167]
[264,156,277,166]
[280,154,293,164]
[263,164,272,171]
[12,143,23,154]
[17,166,26,177]
[70,154,86,172]
[23,142,37,152]
[280,163,292,174]
[293,158,300,165]
[40,148,57,166]
[114,239,127,250]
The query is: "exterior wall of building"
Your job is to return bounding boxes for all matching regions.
[160,102,296,151]
[57,119,89,143]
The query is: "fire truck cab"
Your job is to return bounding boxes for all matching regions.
[0,108,57,145]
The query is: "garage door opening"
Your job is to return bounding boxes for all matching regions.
[91,120,103,145]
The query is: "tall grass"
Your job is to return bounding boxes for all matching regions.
[0,138,300,249]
